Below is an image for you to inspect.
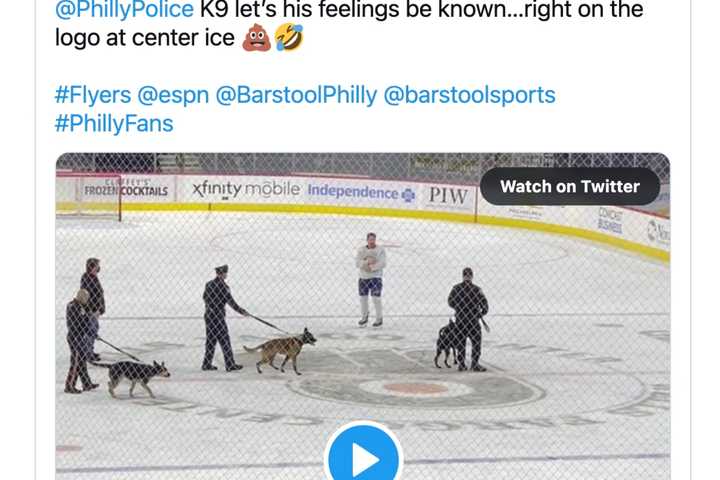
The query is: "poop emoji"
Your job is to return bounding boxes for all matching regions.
[242,24,271,52]
[274,23,303,51]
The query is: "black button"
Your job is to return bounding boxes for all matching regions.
[480,167,661,206]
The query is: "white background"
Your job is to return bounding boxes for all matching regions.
[1,0,717,477]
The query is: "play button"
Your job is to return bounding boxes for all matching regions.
[324,421,404,480]
[352,443,379,476]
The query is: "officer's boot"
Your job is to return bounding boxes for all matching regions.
[64,365,81,394]
[79,363,98,391]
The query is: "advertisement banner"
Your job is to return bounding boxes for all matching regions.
[596,206,625,236]
[645,217,671,249]
[505,205,546,222]
[305,178,419,209]
[178,175,305,204]
[120,175,175,203]
[100,173,669,254]
[421,183,476,214]
[63,174,175,204]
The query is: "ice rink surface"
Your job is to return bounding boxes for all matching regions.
[55,212,670,479]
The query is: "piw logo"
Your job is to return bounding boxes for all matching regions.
[429,186,470,205]
[425,185,474,213]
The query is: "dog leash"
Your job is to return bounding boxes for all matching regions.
[452,315,491,334]
[246,313,292,335]
[96,336,142,362]
[480,317,491,333]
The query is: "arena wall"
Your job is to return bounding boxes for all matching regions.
[56,173,670,261]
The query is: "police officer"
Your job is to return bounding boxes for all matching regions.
[81,257,105,362]
[448,267,489,372]
[64,289,99,393]
[202,265,248,372]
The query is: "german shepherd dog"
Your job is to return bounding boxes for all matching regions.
[434,319,460,368]
[92,361,170,398]
[243,328,317,375]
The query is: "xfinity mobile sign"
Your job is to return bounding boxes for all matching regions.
[181,176,304,203]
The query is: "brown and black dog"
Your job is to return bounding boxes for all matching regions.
[91,360,170,398]
[243,328,317,375]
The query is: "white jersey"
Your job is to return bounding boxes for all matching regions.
[356,245,387,279]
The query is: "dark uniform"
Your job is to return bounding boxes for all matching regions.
[81,272,105,315]
[448,273,489,370]
[202,267,247,370]
[64,298,96,392]
[81,265,104,359]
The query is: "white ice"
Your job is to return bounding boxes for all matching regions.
[55,212,670,479]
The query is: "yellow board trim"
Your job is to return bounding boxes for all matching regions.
[56,202,669,262]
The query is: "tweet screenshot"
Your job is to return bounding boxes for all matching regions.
[36,1,689,479]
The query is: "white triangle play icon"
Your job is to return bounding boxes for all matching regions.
[352,443,379,477]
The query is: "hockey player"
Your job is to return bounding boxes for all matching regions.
[356,232,387,327]
[80,257,104,362]
[448,267,489,372]
[202,265,248,372]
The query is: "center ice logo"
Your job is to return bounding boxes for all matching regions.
[287,347,544,409]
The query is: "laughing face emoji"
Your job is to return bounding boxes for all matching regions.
[242,24,271,52]
[275,23,303,51]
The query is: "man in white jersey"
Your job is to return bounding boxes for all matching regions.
[356,232,387,327]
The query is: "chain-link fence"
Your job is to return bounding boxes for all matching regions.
[55,153,670,479]
[57,152,670,182]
